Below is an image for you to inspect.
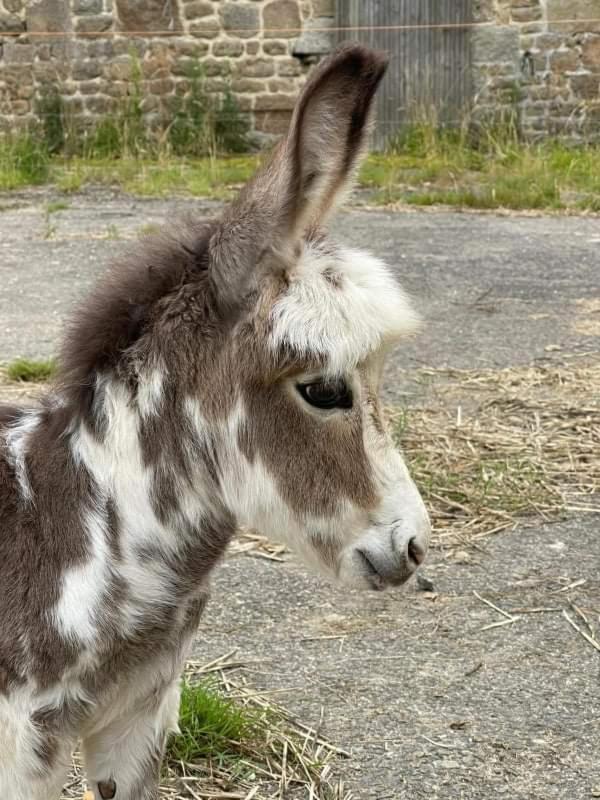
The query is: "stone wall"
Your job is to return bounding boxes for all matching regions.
[0,0,334,141]
[1,1,599,145]
[472,0,600,139]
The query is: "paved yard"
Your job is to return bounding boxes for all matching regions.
[0,188,598,798]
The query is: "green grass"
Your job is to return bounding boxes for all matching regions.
[6,357,56,382]
[359,124,600,211]
[167,679,259,765]
[47,154,260,199]
[2,123,600,211]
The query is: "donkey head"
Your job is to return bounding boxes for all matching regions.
[205,45,431,589]
[63,46,430,592]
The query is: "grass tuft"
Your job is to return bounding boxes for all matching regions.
[167,679,258,765]
[6,357,56,383]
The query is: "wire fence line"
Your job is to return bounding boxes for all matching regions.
[0,18,599,38]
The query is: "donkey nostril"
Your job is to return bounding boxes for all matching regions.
[407,537,425,567]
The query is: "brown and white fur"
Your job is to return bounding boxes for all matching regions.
[0,46,430,800]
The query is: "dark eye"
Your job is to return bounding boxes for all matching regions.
[297,380,353,410]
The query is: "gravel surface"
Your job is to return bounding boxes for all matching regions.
[1,187,598,798]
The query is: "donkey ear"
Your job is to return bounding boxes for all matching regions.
[209,45,387,312]
[284,43,388,232]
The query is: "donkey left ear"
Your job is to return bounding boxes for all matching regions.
[209,45,387,312]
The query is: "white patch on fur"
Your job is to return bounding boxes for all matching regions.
[71,380,181,632]
[53,504,110,646]
[137,365,165,418]
[3,409,40,502]
[269,246,419,375]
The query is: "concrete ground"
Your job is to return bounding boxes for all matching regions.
[1,188,598,799]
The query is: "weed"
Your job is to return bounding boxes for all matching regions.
[6,358,56,382]
[36,84,65,155]
[46,200,70,214]
[168,62,249,157]
[138,222,161,237]
[0,135,49,189]
[104,224,121,240]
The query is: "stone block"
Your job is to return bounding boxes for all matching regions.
[203,58,231,76]
[245,41,259,55]
[72,60,103,80]
[17,82,33,99]
[277,56,302,76]
[268,77,295,91]
[254,92,296,111]
[26,0,72,35]
[292,16,333,56]
[547,0,600,33]
[73,0,102,14]
[104,80,129,97]
[213,39,244,57]
[183,1,213,20]
[471,25,520,66]
[233,93,253,111]
[75,15,113,33]
[549,49,580,72]
[189,19,219,38]
[4,0,24,13]
[78,80,101,94]
[148,78,174,95]
[311,0,334,16]
[263,39,288,55]
[113,37,148,56]
[263,0,301,38]
[238,58,275,77]
[3,42,33,63]
[582,37,600,69]
[533,33,563,52]
[511,6,542,23]
[10,99,30,114]
[570,73,600,99]
[116,0,181,32]
[171,38,209,57]
[106,59,133,80]
[254,108,292,134]
[231,77,263,92]
[0,9,24,32]
[220,3,260,39]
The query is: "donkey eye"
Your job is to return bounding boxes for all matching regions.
[297,380,353,410]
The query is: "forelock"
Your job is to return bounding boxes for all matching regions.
[268,243,419,375]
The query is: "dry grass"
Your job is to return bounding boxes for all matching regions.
[61,654,350,800]
[393,358,600,550]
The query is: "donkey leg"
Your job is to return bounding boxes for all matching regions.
[0,721,73,800]
[82,680,181,800]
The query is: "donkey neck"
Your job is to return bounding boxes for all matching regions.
[66,373,235,603]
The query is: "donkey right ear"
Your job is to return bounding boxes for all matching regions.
[209,45,387,312]
[282,43,388,235]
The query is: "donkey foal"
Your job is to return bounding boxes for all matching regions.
[0,46,430,799]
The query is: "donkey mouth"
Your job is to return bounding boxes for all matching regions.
[355,548,415,591]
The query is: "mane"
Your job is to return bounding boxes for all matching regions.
[58,219,218,420]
